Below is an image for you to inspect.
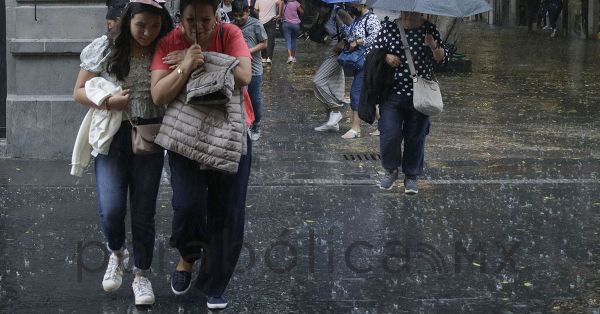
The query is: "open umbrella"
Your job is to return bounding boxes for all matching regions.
[366,0,492,17]
[321,0,360,3]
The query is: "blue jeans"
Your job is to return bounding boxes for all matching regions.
[350,68,365,112]
[378,93,430,177]
[95,121,164,271]
[247,75,263,127]
[168,136,252,297]
[282,21,300,51]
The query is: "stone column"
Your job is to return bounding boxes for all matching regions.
[509,0,518,26]
[590,0,599,38]
[5,1,105,158]
[488,0,495,25]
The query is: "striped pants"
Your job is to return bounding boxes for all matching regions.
[313,54,346,110]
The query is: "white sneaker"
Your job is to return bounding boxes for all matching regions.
[314,122,339,132]
[287,57,294,64]
[266,57,272,64]
[327,111,343,126]
[291,57,297,63]
[132,276,155,305]
[102,249,129,292]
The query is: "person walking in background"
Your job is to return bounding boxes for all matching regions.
[150,0,253,309]
[279,0,303,63]
[547,0,563,37]
[72,0,174,305]
[313,5,352,132]
[217,0,233,23]
[232,0,268,141]
[373,11,448,194]
[339,0,380,139]
[526,0,541,31]
[254,0,279,64]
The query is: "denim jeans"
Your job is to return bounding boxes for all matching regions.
[349,68,365,112]
[168,136,252,297]
[95,121,164,272]
[247,75,263,127]
[378,93,430,177]
[282,21,300,51]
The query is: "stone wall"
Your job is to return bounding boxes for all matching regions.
[5,0,108,159]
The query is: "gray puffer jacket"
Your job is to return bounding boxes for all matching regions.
[155,53,247,174]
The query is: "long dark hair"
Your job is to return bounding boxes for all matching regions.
[107,2,174,81]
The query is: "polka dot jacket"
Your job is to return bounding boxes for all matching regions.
[343,12,381,48]
[372,20,449,96]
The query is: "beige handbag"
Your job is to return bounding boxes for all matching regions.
[398,21,444,116]
[126,114,163,155]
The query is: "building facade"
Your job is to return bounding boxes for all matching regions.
[5,0,108,158]
[3,0,182,159]
[3,0,598,158]
[483,0,600,39]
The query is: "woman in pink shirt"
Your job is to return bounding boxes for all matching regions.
[278,0,303,63]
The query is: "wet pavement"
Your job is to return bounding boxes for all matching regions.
[1,22,600,313]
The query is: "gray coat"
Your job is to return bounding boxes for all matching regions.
[155,52,247,174]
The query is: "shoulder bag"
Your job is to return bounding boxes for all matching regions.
[126,113,163,155]
[336,12,373,71]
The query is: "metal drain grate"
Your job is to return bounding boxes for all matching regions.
[343,153,381,162]
[0,174,8,185]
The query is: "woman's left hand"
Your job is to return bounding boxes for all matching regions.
[424,34,437,49]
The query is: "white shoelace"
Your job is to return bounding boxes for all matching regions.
[134,277,153,296]
[104,255,121,280]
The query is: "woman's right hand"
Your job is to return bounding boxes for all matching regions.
[385,54,401,68]
[106,89,130,111]
[180,44,205,74]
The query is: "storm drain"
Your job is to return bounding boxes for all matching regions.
[343,153,381,162]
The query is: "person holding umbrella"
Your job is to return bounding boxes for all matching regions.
[339,0,381,139]
[373,11,448,194]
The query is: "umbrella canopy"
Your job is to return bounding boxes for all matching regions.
[366,0,492,17]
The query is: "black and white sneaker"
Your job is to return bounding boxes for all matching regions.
[249,123,261,141]
[170,270,192,295]
[379,169,398,190]
[207,296,228,310]
[404,177,418,195]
